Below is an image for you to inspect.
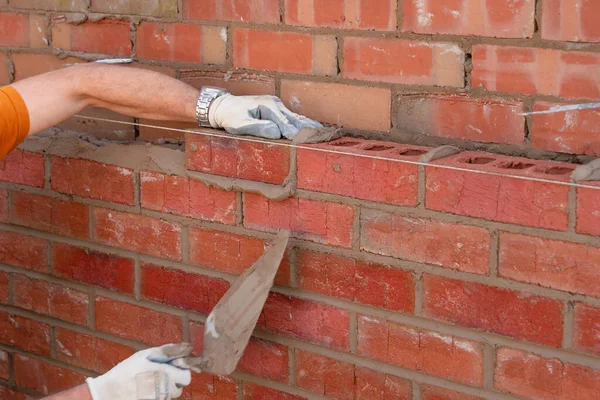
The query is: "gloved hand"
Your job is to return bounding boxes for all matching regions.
[208,94,322,139]
[86,343,193,400]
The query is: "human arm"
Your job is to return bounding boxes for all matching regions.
[9,63,320,139]
[10,63,199,136]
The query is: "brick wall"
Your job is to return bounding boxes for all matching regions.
[1,1,600,399]
[0,0,599,154]
[0,132,598,399]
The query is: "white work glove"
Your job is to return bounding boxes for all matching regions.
[209,94,322,140]
[86,343,193,400]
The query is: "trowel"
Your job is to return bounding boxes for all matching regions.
[170,231,289,374]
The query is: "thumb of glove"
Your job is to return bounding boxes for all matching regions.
[147,343,193,364]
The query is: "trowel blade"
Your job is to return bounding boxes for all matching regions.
[199,231,289,375]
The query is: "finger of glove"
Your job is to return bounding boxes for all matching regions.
[157,363,192,387]
[257,104,299,138]
[225,119,282,139]
[147,343,193,364]
[277,102,323,129]
[171,385,184,399]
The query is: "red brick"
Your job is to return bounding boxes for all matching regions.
[51,157,134,205]
[0,350,8,380]
[0,230,48,272]
[357,316,483,386]
[473,45,600,99]
[0,189,7,222]
[182,373,238,400]
[427,152,572,230]
[244,194,354,248]
[52,19,132,55]
[0,52,8,85]
[298,139,423,206]
[542,0,600,42]
[531,101,600,156]
[186,133,291,184]
[53,243,135,294]
[495,347,600,399]
[0,311,51,356]
[281,80,391,131]
[397,95,525,144]
[137,22,200,63]
[297,250,415,313]
[423,275,563,347]
[141,171,236,224]
[355,366,412,400]
[295,350,354,400]
[574,303,600,357]
[11,192,89,239]
[237,339,289,383]
[421,385,483,400]
[137,23,226,64]
[11,0,86,11]
[94,208,182,260]
[234,29,337,75]
[95,296,182,346]
[499,232,600,298]
[0,13,47,47]
[91,0,178,17]
[0,387,35,400]
[577,183,600,236]
[344,37,464,87]
[185,0,280,23]
[0,272,7,304]
[361,209,490,274]
[141,263,229,314]
[12,275,89,326]
[286,0,396,30]
[12,53,86,81]
[403,0,534,38]
[55,328,136,374]
[259,293,350,351]
[0,150,45,187]
[189,228,291,286]
[243,383,306,400]
[14,355,86,395]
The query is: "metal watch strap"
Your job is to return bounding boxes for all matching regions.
[196,87,228,127]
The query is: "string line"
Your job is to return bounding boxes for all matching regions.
[73,115,600,191]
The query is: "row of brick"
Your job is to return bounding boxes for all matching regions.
[2,0,599,42]
[2,222,600,356]
[6,137,596,237]
[2,300,600,399]
[2,12,600,98]
[2,180,600,298]
[2,52,598,154]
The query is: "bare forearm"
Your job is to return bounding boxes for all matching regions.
[41,384,92,400]
[11,64,199,136]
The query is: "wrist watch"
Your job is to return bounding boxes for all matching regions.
[196,86,229,127]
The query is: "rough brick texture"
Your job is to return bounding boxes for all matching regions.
[542,0,600,43]
[3,1,600,397]
[495,347,600,399]
[473,45,600,99]
[357,316,483,386]
[403,0,534,38]
[361,209,491,274]
[396,95,525,145]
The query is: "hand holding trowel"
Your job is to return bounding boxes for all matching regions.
[156,231,290,375]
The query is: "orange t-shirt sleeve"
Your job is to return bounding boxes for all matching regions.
[0,86,30,160]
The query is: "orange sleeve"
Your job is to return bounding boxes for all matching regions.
[0,86,31,160]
